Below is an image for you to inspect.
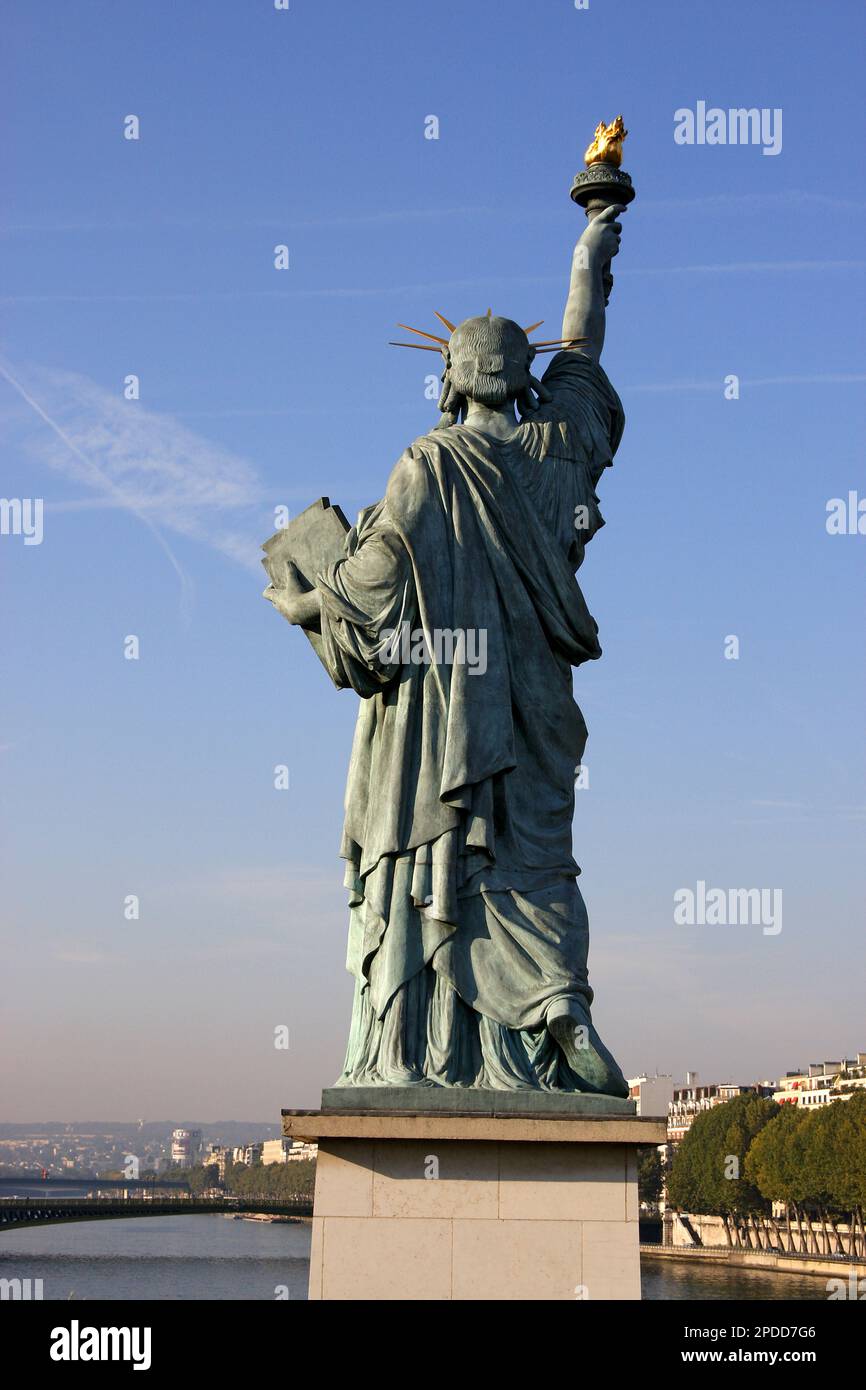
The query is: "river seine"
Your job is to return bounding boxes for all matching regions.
[0,1216,828,1301]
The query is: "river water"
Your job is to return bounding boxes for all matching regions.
[0,1216,828,1301]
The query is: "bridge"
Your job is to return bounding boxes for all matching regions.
[0,1176,313,1229]
[0,1174,191,1196]
[0,1195,313,1229]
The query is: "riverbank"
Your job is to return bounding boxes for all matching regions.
[641,1243,866,1281]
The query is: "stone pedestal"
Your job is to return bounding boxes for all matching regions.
[283,1101,665,1301]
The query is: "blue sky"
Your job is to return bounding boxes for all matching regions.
[2,0,864,1121]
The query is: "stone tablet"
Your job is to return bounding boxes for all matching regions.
[262,497,349,661]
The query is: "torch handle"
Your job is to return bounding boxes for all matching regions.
[582,194,619,305]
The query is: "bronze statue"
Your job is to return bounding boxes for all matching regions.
[264,125,635,1098]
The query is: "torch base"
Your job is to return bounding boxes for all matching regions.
[570,163,635,209]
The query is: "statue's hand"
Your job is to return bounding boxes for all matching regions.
[263,583,298,622]
[262,560,316,625]
[577,203,625,265]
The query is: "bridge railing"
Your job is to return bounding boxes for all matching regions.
[0,1194,314,1226]
[0,1195,312,1207]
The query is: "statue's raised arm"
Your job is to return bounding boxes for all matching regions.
[561,203,625,361]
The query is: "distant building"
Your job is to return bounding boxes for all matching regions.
[667,1079,756,1145]
[170,1128,202,1168]
[261,1139,291,1166]
[261,1138,318,1164]
[773,1053,866,1108]
[285,1141,317,1163]
[231,1143,263,1167]
[203,1145,231,1180]
[627,1074,674,1118]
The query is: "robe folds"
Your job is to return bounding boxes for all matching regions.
[314,351,625,1089]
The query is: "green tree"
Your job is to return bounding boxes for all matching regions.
[226,1160,315,1200]
[802,1104,849,1255]
[818,1093,866,1257]
[637,1147,663,1207]
[745,1104,812,1252]
[668,1094,778,1247]
[746,1094,866,1256]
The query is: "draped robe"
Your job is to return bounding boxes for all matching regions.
[314,351,624,1089]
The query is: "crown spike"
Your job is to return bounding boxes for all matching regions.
[397,323,449,345]
[387,312,579,355]
[388,340,444,352]
[529,337,588,347]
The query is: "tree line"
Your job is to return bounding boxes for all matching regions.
[666,1092,866,1257]
[137,1158,315,1200]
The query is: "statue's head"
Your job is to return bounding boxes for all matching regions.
[389,311,560,426]
[445,315,534,408]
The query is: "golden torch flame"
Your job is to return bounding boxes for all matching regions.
[583,115,628,168]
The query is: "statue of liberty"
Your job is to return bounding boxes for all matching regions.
[264,198,630,1098]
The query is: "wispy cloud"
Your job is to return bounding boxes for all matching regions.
[53,946,109,966]
[618,259,866,277]
[0,277,545,305]
[0,206,496,236]
[626,373,866,393]
[750,799,808,810]
[735,800,866,825]
[0,361,268,600]
[2,190,862,237]
[3,261,863,307]
[177,865,341,907]
[638,191,866,214]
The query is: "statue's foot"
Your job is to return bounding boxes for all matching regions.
[547,1003,629,1099]
[331,1070,439,1088]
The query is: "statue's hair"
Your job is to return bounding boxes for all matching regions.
[435,316,551,429]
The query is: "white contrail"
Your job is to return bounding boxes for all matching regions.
[0,358,194,618]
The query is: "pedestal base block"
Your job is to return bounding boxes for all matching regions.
[320,1086,636,1115]
[284,1106,665,1301]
